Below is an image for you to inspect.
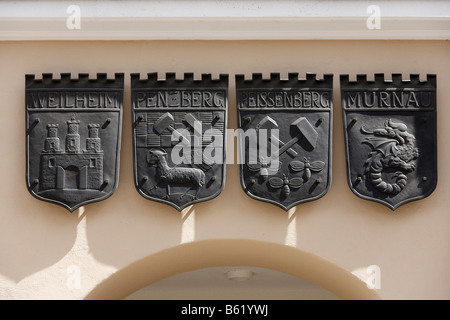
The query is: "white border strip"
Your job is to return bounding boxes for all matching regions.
[1,17,449,40]
[0,1,449,40]
[1,0,449,18]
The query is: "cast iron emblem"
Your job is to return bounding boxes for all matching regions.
[236,73,333,210]
[26,73,124,211]
[131,73,228,211]
[341,74,437,210]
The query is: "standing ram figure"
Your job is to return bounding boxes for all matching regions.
[146,148,206,200]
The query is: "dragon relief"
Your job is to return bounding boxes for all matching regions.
[361,119,419,195]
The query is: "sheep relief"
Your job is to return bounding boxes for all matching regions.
[131,73,228,210]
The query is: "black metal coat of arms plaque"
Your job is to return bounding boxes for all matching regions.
[236,73,333,210]
[341,74,437,210]
[131,73,228,211]
[26,73,124,212]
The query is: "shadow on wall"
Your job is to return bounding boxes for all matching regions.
[0,203,79,282]
[81,76,294,268]
[84,238,381,300]
[1,41,445,297]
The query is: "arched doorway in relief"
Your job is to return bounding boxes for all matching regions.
[84,239,381,300]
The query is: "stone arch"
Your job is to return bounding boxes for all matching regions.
[84,239,381,300]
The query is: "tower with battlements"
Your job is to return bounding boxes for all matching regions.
[40,117,104,191]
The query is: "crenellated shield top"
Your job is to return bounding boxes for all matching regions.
[131,73,228,211]
[25,73,124,212]
[341,74,437,210]
[236,73,333,211]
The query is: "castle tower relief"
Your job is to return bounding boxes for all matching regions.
[39,116,104,192]
[65,116,81,153]
[26,73,123,211]
[44,124,61,153]
[86,124,102,153]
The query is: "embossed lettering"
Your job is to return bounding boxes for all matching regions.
[135,90,225,108]
[238,90,330,108]
[28,92,119,109]
[344,91,432,109]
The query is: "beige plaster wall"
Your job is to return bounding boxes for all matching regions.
[0,40,448,300]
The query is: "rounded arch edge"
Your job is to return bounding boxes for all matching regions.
[84,239,381,300]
